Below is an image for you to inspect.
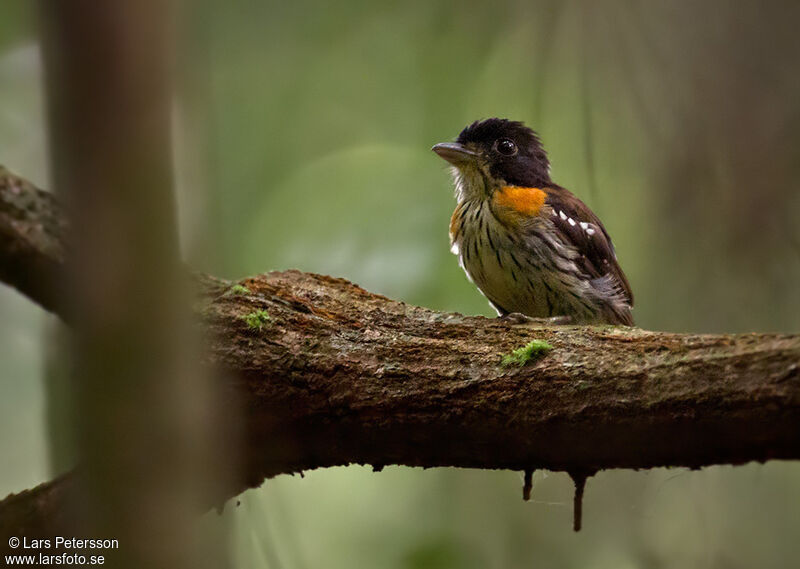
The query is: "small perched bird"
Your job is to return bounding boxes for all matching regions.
[432,118,633,325]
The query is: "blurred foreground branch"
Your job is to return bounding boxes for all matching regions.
[32,0,226,564]
[1,166,799,538]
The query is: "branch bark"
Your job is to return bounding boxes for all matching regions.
[0,166,65,314]
[1,165,799,537]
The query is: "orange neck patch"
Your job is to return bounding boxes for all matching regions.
[493,186,547,217]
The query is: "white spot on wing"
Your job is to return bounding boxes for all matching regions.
[586,227,596,236]
[568,217,576,226]
[580,222,589,230]
[559,210,567,221]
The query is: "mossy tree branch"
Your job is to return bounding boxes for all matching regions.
[0,167,66,315]
[1,165,799,539]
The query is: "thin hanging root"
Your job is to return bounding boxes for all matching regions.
[568,470,594,532]
[522,469,534,501]
[572,475,585,531]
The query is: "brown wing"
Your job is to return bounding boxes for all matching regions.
[545,187,634,306]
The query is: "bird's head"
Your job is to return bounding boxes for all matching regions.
[432,118,551,201]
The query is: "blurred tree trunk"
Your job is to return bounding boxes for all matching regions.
[38,1,229,567]
[625,1,800,333]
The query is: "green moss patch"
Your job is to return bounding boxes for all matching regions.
[501,340,553,367]
[226,284,251,296]
[241,309,271,330]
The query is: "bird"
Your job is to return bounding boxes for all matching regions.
[432,118,633,325]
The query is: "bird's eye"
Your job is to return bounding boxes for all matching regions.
[496,138,517,156]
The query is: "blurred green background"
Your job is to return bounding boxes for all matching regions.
[1,0,799,567]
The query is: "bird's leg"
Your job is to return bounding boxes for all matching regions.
[499,312,573,326]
